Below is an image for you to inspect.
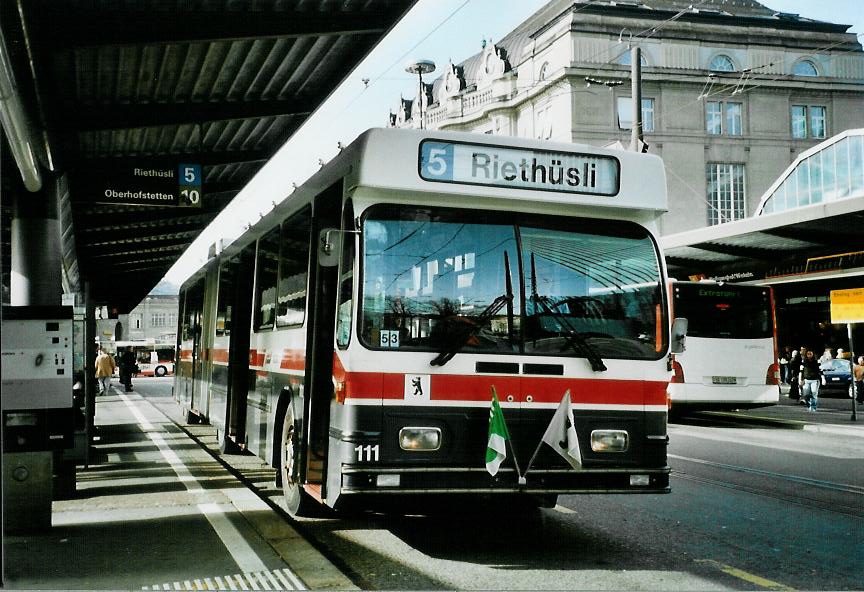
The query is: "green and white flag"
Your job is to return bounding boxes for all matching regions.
[485,386,510,476]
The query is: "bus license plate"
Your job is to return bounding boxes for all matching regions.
[712,376,737,385]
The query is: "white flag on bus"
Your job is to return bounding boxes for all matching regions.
[541,390,582,470]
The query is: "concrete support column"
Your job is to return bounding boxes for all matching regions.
[84,281,96,467]
[10,182,62,306]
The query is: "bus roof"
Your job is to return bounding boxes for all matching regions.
[183,128,668,290]
[352,128,667,213]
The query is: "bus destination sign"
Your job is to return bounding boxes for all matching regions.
[419,140,619,196]
[84,163,203,207]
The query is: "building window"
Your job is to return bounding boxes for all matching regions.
[617,97,655,132]
[726,102,742,135]
[538,62,549,81]
[706,163,746,226]
[131,314,142,330]
[708,54,735,72]
[793,60,818,77]
[151,312,166,327]
[705,101,742,135]
[536,104,553,139]
[791,105,827,139]
[168,313,177,328]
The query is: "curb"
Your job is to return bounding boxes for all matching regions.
[149,398,359,591]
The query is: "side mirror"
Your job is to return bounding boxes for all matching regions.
[318,228,342,267]
[318,228,360,267]
[670,317,688,354]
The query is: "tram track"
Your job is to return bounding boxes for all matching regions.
[670,453,864,517]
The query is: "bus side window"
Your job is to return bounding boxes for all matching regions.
[336,199,355,348]
[277,206,311,328]
[216,256,237,336]
[254,227,280,330]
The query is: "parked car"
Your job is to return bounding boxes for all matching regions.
[820,358,853,397]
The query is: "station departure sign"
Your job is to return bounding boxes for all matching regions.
[81,163,203,207]
[830,288,864,324]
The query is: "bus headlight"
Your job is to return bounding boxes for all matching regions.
[590,430,629,452]
[399,427,441,451]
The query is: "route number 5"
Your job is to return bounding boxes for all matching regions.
[426,148,449,176]
[180,164,201,185]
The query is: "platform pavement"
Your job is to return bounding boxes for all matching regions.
[2,386,356,591]
[691,383,864,438]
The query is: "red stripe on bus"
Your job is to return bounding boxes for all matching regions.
[180,350,193,361]
[521,377,667,405]
[280,348,305,370]
[342,371,667,405]
[210,348,229,363]
[249,349,266,366]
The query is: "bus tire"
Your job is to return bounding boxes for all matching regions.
[280,403,317,517]
[155,365,167,377]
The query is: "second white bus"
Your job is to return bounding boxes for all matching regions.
[668,281,779,411]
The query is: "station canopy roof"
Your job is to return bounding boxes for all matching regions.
[662,196,864,285]
[1,0,416,312]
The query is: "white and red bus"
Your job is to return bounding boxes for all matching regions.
[114,340,175,377]
[175,128,679,515]
[668,281,779,411]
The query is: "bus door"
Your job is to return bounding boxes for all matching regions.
[222,250,254,452]
[302,185,343,498]
[186,278,206,420]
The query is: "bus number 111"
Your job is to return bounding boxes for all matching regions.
[354,444,380,462]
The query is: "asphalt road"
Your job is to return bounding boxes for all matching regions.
[135,378,864,591]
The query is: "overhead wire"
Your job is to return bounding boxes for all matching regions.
[462,31,864,224]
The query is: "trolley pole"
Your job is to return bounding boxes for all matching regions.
[630,46,643,152]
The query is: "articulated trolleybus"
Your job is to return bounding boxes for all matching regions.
[175,128,677,516]
[668,281,779,411]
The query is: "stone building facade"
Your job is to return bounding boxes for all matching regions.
[391,0,864,235]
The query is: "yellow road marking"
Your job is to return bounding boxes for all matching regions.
[696,559,795,591]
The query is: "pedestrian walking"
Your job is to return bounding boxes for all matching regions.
[779,346,791,384]
[95,347,116,395]
[818,347,833,364]
[854,355,864,405]
[787,349,801,400]
[800,349,822,411]
[119,347,136,392]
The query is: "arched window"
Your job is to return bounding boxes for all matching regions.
[708,54,735,72]
[538,62,549,82]
[793,60,818,77]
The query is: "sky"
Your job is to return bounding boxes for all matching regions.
[161,0,863,289]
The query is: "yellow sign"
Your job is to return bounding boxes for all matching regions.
[830,288,864,324]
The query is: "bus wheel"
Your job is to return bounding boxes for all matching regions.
[280,405,316,517]
[155,366,167,377]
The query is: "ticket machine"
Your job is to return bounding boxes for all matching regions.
[2,306,75,531]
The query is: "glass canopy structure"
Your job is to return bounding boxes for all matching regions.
[757,129,864,215]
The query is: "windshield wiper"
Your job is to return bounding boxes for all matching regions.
[430,251,514,367]
[534,295,607,372]
[530,254,607,372]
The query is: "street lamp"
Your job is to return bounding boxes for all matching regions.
[405,59,436,129]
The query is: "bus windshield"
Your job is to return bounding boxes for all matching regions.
[359,205,664,360]
[673,284,772,339]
